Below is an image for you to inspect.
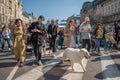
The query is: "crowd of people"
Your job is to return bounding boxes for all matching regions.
[0,15,120,67]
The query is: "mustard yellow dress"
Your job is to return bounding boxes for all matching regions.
[11,26,26,62]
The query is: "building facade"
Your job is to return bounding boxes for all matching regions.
[102,0,120,23]
[22,12,36,24]
[0,0,23,25]
[67,14,80,25]
[0,0,9,24]
[80,0,120,24]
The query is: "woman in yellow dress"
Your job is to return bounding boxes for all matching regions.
[11,19,26,67]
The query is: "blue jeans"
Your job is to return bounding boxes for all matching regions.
[0,38,3,48]
[2,38,11,49]
[104,39,110,52]
[117,37,120,45]
[94,38,102,52]
[75,34,80,47]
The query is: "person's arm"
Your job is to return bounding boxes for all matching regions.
[40,24,46,35]
[86,24,92,32]
[28,22,35,33]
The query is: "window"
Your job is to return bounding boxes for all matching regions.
[1,0,3,3]
[111,5,113,13]
[112,3,115,13]
[3,0,4,3]
[108,6,110,14]
[0,6,1,12]
[115,3,118,12]
[104,7,106,15]
[119,2,120,11]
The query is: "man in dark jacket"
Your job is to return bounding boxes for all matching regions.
[47,19,57,53]
[114,21,120,47]
[28,15,45,65]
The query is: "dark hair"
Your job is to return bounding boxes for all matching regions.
[38,15,45,21]
[94,23,102,35]
[15,18,23,24]
[68,19,74,26]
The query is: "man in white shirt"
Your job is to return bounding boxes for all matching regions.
[79,17,92,52]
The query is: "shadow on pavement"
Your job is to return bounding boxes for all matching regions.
[91,54,120,62]
[39,62,68,80]
[0,62,17,68]
[95,64,120,79]
[0,57,16,61]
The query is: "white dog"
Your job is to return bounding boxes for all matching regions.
[62,48,91,72]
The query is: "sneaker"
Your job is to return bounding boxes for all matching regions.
[54,54,56,58]
[19,62,23,67]
[8,48,11,51]
[104,51,109,54]
[37,60,43,66]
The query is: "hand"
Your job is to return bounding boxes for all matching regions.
[87,28,91,32]
[31,29,36,32]
[36,29,41,32]
[83,21,86,24]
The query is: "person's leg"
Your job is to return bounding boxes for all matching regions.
[37,46,43,65]
[33,44,38,60]
[104,39,109,52]
[6,38,11,48]
[52,37,56,52]
[18,41,26,67]
[0,38,3,49]
[50,38,52,49]
[32,39,38,59]
[117,37,120,46]
[104,39,107,52]
[97,38,101,53]
[115,33,118,42]
[93,39,97,51]
[56,37,58,51]
[13,42,19,61]
[77,35,80,47]
[62,36,64,48]
[82,39,86,48]
[37,46,42,61]
[87,39,91,52]
[19,42,26,63]
[2,38,5,50]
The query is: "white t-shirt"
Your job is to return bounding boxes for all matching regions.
[2,29,11,38]
[79,22,91,39]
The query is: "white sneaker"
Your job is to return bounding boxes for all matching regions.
[104,51,109,54]
[53,54,57,58]
[8,48,11,51]
[37,60,43,66]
